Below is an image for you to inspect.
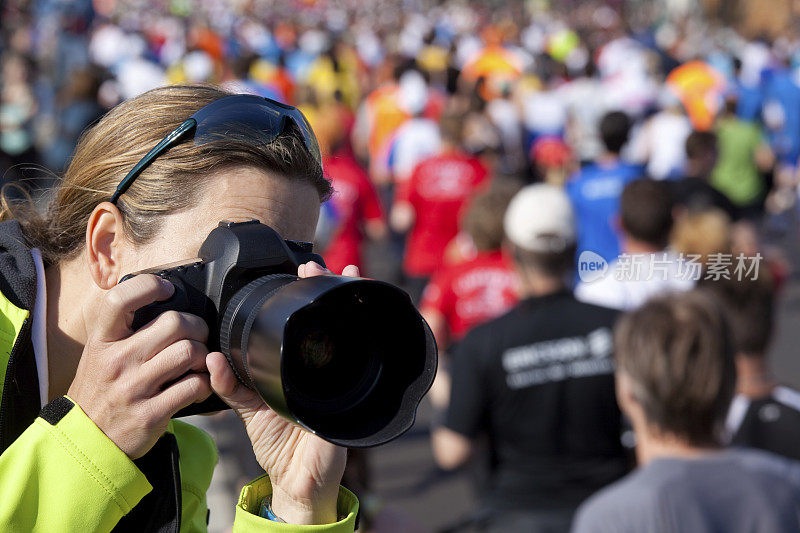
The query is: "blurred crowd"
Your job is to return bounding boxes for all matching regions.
[3,0,800,531]
[2,0,798,279]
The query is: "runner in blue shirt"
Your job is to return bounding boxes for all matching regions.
[566,111,644,264]
[762,67,800,167]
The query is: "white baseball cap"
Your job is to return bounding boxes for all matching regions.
[503,184,576,253]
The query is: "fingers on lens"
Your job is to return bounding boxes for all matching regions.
[309,261,328,273]
[145,339,209,386]
[207,352,238,396]
[158,372,212,414]
[303,261,329,276]
[135,310,209,358]
[159,311,208,341]
[343,265,360,277]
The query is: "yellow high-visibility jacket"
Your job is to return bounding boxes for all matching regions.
[0,221,357,532]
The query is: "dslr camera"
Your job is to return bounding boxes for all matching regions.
[125,220,437,447]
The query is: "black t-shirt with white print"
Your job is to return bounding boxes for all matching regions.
[445,290,630,512]
[727,386,800,462]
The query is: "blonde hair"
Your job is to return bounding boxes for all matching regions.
[1,84,331,265]
[671,208,732,265]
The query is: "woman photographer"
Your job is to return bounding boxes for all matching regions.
[0,85,357,531]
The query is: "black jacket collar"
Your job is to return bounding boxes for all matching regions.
[0,220,37,311]
[0,220,39,452]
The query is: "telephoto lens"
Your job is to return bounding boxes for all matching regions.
[220,273,437,448]
[128,220,437,448]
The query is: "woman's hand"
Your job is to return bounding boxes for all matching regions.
[68,274,213,459]
[207,262,359,525]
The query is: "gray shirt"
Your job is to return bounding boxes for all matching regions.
[572,448,800,533]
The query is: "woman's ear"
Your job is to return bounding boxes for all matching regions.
[85,201,129,290]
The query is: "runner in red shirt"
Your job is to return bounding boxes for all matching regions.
[420,186,519,350]
[319,150,386,275]
[313,106,387,275]
[391,115,490,301]
[421,185,519,416]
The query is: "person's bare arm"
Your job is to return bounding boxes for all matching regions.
[364,219,387,241]
[421,308,448,352]
[755,142,775,172]
[431,325,482,471]
[431,427,473,470]
[390,202,415,234]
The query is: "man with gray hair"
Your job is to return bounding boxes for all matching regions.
[432,184,629,532]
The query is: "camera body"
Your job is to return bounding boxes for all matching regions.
[126,219,323,416]
[125,219,437,447]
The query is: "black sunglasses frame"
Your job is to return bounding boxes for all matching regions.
[109,94,321,204]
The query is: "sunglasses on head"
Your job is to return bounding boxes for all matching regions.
[109,94,322,204]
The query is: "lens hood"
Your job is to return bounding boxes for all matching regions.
[220,274,437,448]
